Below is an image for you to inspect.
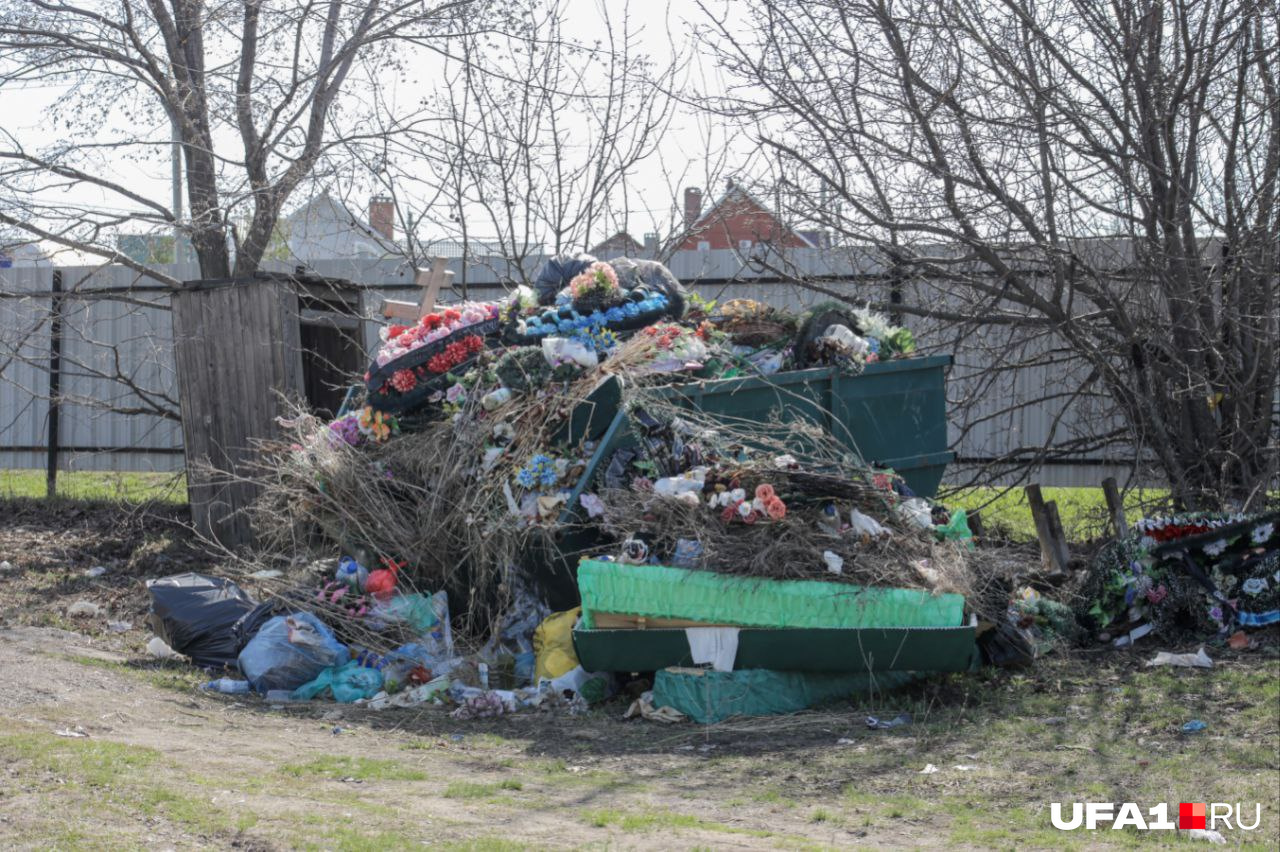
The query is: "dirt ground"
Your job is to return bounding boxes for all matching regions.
[0,502,1277,850]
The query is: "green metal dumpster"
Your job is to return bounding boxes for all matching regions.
[535,355,955,609]
[647,354,954,497]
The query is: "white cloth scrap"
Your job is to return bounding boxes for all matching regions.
[685,627,740,672]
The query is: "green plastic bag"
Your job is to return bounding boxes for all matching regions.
[291,660,383,703]
[935,509,974,550]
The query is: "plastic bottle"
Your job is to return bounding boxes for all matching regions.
[203,678,250,694]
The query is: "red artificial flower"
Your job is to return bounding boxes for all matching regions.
[742,510,760,525]
[421,313,442,329]
[644,326,658,336]
[443,308,461,322]
[465,335,484,353]
[755,483,776,501]
[390,369,417,393]
[396,332,417,347]
[720,504,737,523]
[388,324,408,338]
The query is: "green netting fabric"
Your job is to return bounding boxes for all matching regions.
[577,560,964,629]
[652,667,920,724]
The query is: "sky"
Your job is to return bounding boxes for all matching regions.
[0,0,755,263]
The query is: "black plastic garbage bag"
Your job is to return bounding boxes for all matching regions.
[534,252,596,305]
[607,257,688,319]
[231,600,286,652]
[146,573,258,669]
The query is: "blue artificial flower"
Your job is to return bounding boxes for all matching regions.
[605,307,625,324]
[516,468,537,489]
[867,337,881,353]
[622,303,640,317]
[539,467,559,488]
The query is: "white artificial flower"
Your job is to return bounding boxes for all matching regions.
[1203,539,1229,557]
[1241,577,1268,596]
[1251,522,1274,545]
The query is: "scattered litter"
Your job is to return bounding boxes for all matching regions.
[1227,631,1251,650]
[106,620,131,633]
[146,636,182,659]
[822,550,844,575]
[203,678,251,695]
[953,764,976,771]
[836,738,857,745]
[84,566,108,578]
[331,726,344,735]
[624,691,687,724]
[54,727,88,738]
[248,569,283,580]
[918,763,939,774]
[67,601,101,618]
[866,713,911,730]
[1184,828,1226,844]
[366,677,451,710]
[0,560,15,572]
[1147,647,1212,668]
[1181,720,1207,734]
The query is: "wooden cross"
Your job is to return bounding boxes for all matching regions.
[381,256,454,320]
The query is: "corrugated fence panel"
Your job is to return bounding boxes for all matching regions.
[1,256,1146,486]
[0,265,55,469]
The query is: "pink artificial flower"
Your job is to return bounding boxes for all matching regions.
[765,497,787,520]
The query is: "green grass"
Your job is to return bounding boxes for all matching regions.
[441,779,522,799]
[581,808,772,837]
[1,469,186,503]
[63,654,208,693]
[280,755,427,782]
[0,731,159,788]
[946,485,1168,542]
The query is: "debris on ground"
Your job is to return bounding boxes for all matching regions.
[1147,647,1213,668]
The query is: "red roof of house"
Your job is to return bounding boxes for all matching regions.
[677,187,813,252]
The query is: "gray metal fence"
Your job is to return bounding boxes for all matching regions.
[1,252,1140,487]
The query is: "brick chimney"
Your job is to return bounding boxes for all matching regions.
[683,187,703,228]
[368,195,394,241]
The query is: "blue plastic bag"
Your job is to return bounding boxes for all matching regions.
[237,612,348,693]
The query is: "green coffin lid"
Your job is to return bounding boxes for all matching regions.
[577,560,964,630]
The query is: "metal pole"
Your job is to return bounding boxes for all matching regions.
[46,269,63,499]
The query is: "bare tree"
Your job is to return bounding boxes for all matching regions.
[341,0,681,288]
[700,0,1279,509]
[0,0,517,280]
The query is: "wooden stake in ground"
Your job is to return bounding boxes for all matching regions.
[1025,484,1069,580]
[381,256,453,320]
[1102,476,1128,538]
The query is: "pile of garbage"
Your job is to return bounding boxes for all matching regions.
[1078,510,1280,645]
[250,254,939,618]
[199,252,1001,722]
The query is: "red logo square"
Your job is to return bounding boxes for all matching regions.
[1180,803,1206,829]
